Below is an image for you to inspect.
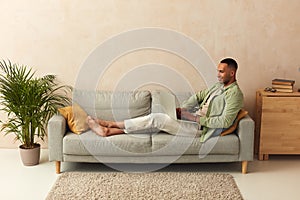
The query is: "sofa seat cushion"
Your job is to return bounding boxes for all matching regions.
[63,131,239,157]
[63,131,153,156]
[151,133,239,156]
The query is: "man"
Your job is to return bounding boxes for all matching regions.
[87,58,244,142]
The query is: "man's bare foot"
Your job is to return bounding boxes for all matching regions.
[86,116,108,137]
[94,118,124,128]
[94,118,112,127]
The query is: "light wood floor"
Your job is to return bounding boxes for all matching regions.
[1,149,300,200]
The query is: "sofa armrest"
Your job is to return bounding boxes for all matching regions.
[48,114,66,162]
[236,115,255,161]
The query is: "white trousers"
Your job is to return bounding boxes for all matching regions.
[124,113,201,137]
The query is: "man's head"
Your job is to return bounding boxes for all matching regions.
[217,58,238,87]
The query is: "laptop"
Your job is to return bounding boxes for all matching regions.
[151,90,177,120]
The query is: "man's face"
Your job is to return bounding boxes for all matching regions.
[217,63,235,86]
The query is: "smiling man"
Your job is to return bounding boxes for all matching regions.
[87,58,244,142]
[178,57,244,141]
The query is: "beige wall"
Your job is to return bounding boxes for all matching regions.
[1,0,300,148]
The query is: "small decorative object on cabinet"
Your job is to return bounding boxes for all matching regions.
[255,89,300,160]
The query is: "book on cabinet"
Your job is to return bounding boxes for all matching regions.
[274,88,293,93]
[271,84,293,89]
[272,78,295,86]
[271,78,295,93]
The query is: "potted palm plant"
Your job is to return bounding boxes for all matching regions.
[0,60,70,166]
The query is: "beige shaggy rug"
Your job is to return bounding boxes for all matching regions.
[46,172,243,200]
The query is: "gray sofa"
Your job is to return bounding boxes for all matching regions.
[48,90,254,174]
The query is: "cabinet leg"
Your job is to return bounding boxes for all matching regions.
[259,154,269,160]
[263,154,269,160]
[56,161,61,174]
[242,161,248,174]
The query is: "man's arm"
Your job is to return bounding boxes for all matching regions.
[177,87,211,122]
[176,108,199,122]
[181,89,209,111]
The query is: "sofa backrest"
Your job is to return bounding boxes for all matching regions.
[72,90,152,121]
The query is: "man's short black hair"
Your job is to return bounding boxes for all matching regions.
[220,58,238,70]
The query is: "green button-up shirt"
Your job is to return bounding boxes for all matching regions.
[182,81,244,142]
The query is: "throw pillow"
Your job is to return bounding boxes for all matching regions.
[220,109,248,136]
[58,104,89,134]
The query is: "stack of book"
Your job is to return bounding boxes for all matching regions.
[272,78,295,93]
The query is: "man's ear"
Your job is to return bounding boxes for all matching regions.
[230,70,235,77]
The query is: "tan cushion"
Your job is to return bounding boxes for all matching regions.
[220,109,248,136]
[58,104,89,134]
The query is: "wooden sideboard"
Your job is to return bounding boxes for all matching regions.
[255,89,300,160]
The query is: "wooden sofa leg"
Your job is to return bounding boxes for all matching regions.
[242,161,248,174]
[56,161,61,174]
